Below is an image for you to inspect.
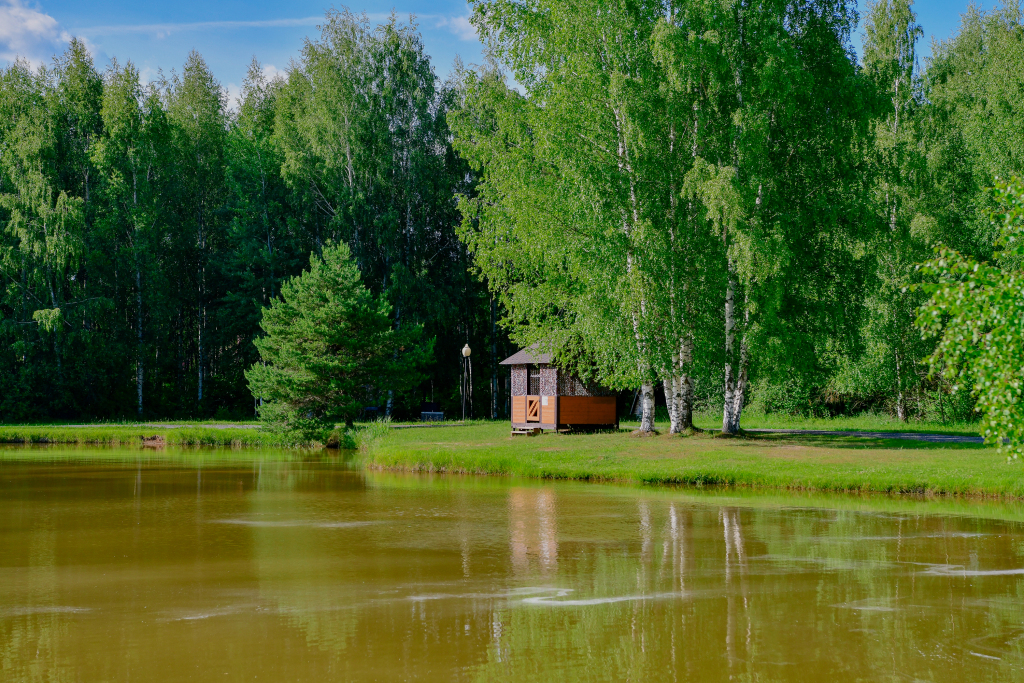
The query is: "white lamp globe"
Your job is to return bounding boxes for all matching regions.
[462,344,472,357]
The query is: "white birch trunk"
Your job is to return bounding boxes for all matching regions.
[612,101,656,434]
[680,372,694,431]
[665,375,677,433]
[895,348,906,421]
[729,341,748,433]
[639,383,656,432]
[722,269,737,434]
[723,293,749,434]
[667,369,681,434]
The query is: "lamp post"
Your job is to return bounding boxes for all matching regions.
[461,344,472,422]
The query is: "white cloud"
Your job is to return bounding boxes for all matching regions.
[225,82,242,112]
[0,0,71,65]
[262,63,286,81]
[76,16,332,37]
[225,64,287,111]
[138,66,159,85]
[436,15,477,42]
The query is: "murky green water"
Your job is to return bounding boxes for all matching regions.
[3,450,1024,681]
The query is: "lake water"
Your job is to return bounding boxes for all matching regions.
[2,449,1024,682]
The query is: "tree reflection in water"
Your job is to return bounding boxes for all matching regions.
[2,455,1024,682]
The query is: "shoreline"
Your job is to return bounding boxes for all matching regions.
[4,420,1016,501]
[361,423,1022,500]
[0,424,303,448]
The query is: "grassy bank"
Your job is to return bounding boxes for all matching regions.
[0,423,305,448]
[362,421,1023,498]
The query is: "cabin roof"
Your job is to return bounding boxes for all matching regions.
[499,344,552,366]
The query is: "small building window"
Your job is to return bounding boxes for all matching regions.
[528,365,540,395]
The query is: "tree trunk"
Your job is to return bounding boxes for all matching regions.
[722,272,749,434]
[666,370,680,434]
[722,271,738,434]
[666,350,694,435]
[131,169,143,418]
[385,304,401,418]
[197,209,206,408]
[728,341,748,434]
[895,348,906,421]
[680,335,695,431]
[612,102,655,435]
[638,383,656,433]
[197,303,204,406]
[679,373,694,431]
[491,297,498,420]
[136,262,144,418]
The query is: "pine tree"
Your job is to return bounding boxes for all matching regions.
[246,241,430,439]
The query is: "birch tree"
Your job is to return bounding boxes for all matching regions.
[850,0,930,421]
[0,60,85,390]
[455,0,714,434]
[664,0,867,433]
[93,60,168,417]
[165,52,228,408]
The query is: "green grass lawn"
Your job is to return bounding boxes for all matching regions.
[680,410,980,435]
[362,421,1022,498]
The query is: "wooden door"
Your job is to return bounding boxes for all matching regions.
[526,396,540,422]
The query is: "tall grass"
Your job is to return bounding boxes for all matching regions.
[0,425,307,448]
[0,419,400,449]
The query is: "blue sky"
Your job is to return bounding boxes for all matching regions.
[0,0,1003,107]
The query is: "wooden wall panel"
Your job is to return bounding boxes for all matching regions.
[541,396,557,425]
[558,396,616,425]
[512,395,527,423]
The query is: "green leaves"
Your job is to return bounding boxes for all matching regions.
[246,241,430,441]
[458,0,871,430]
[32,308,61,333]
[917,178,1024,456]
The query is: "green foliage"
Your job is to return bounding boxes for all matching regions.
[0,16,498,423]
[246,241,430,441]
[455,0,871,434]
[0,2,1019,435]
[926,2,1024,250]
[274,11,483,416]
[917,178,1024,457]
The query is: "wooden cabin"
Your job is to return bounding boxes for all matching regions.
[501,345,618,432]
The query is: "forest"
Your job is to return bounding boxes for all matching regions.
[0,0,1022,430]
[0,11,496,422]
